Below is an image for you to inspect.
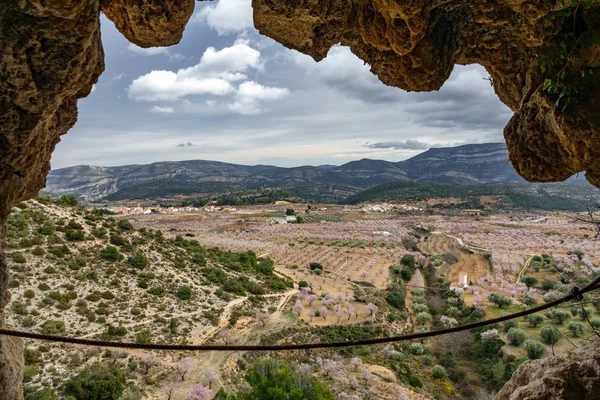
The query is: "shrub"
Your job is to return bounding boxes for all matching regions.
[503,319,519,332]
[540,325,561,345]
[92,227,108,239]
[24,290,35,299]
[523,340,545,359]
[400,267,413,281]
[410,342,424,355]
[147,286,166,297]
[416,312,432,325]
[66,230,85,242]
[100,246,122,262]
[542,279,558,290]
[64,362,126,400]
[41,320,66,335]
[578,306,593,320]
[135,329,152,344]
[431,365,447,380]
[11,252,26,264]
[568,322,585,337]
[401,254,416,269]
[127,250,148,269]
[527,314,544,328]
[117,219,133,231]
[590,318,600,329]
[38,283,50,291]
[177,285,192,300]
[309,262,323,271]
[298,281,309,288]
[32,246,45,256]
[507,328,527,346]
[521,276,538,288]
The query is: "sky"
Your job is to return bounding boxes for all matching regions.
[50,0,513,170]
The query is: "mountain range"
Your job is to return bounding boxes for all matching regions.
[46,143,588,203]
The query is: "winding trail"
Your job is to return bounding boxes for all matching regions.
[405,269,424,328]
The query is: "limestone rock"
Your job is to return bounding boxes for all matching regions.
[494,339,600,400]
[100,0,195,47]
[252,0,600,187]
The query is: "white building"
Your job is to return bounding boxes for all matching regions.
[458,272,468,288]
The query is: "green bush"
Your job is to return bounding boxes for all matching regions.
[41,320,66,335]
[24,290,35,299]
[127,250,148,269]
[298,281,309,288]
[100,246,122,262]
[32,247,45,256]
[578,306,593,320]
[590,318,600,329]
[550,309,571,325]
[64,362,126,400]
[541,279,558,290]
[176,285,192,300]
[527,314,544,328]
[147,286,166,297]
[400,267,413,281]
[507,328,527,346]
[410,342,424,355]
[401,254,416,269]
[135,330,152,344]
[11,252,26,263]
[489,292,512,308]
[117,220,133,231]
[524,340,545,359]
[431,365,447,380]
[521,276,538,288]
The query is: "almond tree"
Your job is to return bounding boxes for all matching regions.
[319,307,329,321]
[176,357,194,381]
[366,303,378,316]
[204,368,220,389]
[162,382,175,400]
[307,294,317,306]
[345,302,356,321]
[189,384,211,400]
[360,367,371,385]
[350,357,362,369]
[140,354,161,375]
[293,300,304,316]
[217,329,231,345]
[256,312,270,327]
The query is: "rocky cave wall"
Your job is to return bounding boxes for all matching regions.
[0,0,599,399]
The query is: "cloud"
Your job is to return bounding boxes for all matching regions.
[128,43,261,101]
[150,106,175,114]
[194,0,253,35]
[127,43,169,56]
[292,45,402,103]
[364,140,438,150]
[112,73,124,81]
[177,142,196,147]
[228,81,289,115]
[90,84,97,93]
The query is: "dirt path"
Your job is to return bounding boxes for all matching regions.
[405,269,424,328]
[516,255,534,284]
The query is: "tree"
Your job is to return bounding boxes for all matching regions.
[507,328,527,346]
[176,357,194,381]
[285,208,295,216]
[117,219,133,231]
[41,320,66,335]
[118,387,142,400]
[568,322,585,337]
[320,307,329,320]
[578,306,594,320]
[64,363,126,400]
[416,311,432,325]
[488,292,512,308]
[550,309,571,325]
[519,292,537,306]
[293,300,304,316]
[218,329,232,345]
[188,384,211,400]
[162,382,175,400]
[177,285,192,300]
[350,357,362,369]
[307,294,317,306]
[204,368,220,389]
[527,314,544,328]
[440,315,458,328]
[540,325,561,345]
[366,303,378,316]
[431,365,447,380]
[139,355,160,375]
[256,312,269,327]
[360,368,371,385]
[524,340,545,359]
[298,280,309,288]
[503,319,518,332]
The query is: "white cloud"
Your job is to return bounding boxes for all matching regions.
[112,73,124,81]
[90,84,97,93]
[128,43,262,101]
[194,0,253,35]
[150,106,175,114]
[127,43,169,56]
[228,81,289,115]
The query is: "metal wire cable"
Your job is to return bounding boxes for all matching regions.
[1,276,598,351]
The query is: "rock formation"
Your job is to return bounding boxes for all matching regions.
[253,0,600,187]
[0,1,193,398]
[0,0,599,398]
[495,338,600,400]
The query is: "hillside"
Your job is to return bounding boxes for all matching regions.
[46,143,588,203]
[344,181,600,211]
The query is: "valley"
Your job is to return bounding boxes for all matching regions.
[7,195,600,400]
